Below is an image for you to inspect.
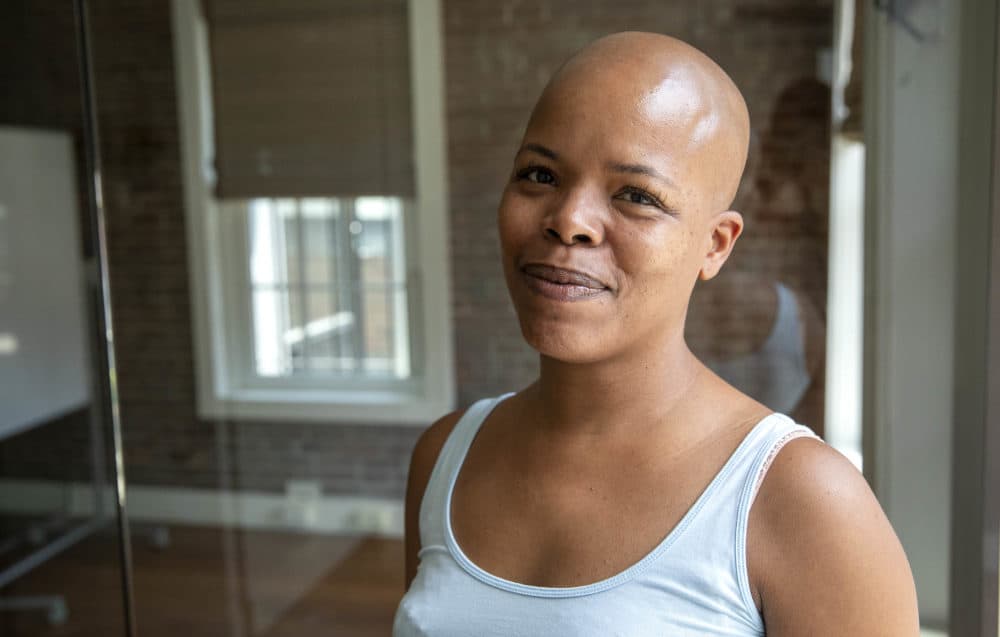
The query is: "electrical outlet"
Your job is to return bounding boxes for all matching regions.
[285,480,322,528]
[285,480,322,501]
[345,505,393,534]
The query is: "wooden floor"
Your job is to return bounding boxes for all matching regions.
[0,524,405,636]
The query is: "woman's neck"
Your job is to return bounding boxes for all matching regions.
[527,333,705,440]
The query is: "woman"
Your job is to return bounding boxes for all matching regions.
[394,32,918,636]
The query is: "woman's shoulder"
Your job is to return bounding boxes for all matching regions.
[409,392,518,482]
[408,408,467,487]
[748,436,919,634]
[750,436,891,562]
[752,435,867,523]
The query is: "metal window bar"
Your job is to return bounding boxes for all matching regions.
[382,213,394,372]
[293,199,310,372]
[277,205,293,375]
[331,198,351,367]
[347,198,368,368]
[324,200,343,370]
[391,200,411,378]
[338,198,367,368]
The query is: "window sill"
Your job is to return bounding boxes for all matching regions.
[196,386,452,425]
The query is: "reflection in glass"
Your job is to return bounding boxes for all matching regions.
[72,0,871,634]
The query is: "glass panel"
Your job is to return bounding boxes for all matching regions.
[278,199,302,285]
[245,195,410,381]
[362,288,391,369]
[0,1,127,635]
[357,197,409,379]
[690,72,831,435]
[252,287,290,377]
[76,0,997,634]
[355,196,398,286]
[248,199,284,288]
[305,290,351,374]
[302,199,337,286]
[287,286,306,373]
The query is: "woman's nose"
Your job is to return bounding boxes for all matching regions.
[542,189,605,246]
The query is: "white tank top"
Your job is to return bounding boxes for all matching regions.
[394,393,820,636]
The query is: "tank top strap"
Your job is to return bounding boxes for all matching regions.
[658,411,820,559]
[733,413,821,613]
[418,393,514,551]
[651,412,820,627]
[746,414,821,501]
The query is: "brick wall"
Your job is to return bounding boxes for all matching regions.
[2,0,832,499]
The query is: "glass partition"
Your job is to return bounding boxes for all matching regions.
[5,0,996,634]
[86,1,843,635]
[0,1,129,635]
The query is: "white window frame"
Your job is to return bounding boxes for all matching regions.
[170,0,454,424]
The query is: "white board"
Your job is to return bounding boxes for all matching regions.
[0,126,90,440]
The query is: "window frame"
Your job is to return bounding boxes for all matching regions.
[171,0,454,424]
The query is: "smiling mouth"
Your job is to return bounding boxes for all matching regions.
[520,264,610,301]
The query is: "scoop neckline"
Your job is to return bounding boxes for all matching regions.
[443,394,781,599]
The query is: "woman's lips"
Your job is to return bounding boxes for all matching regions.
[520,263,610,301]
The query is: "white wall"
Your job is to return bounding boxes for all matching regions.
[863,0,961,627]
[950,0,1000,632]
[866,0,1000,630]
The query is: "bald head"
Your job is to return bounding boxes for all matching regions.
[527,32,750,213]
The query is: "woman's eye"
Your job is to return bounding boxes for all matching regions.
[619,188,659,207]
[519,167,556,185]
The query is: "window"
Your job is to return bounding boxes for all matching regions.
[236,196,410,380]
[172,0,454,423]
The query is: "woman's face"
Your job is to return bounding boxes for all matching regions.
[498,72,731,364]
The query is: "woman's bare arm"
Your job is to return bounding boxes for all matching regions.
[749,437,920,635]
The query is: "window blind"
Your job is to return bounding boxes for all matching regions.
[206,0,415,198]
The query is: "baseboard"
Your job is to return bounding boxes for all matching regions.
[0,479,404,538]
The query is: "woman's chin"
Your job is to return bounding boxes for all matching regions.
[519,322,610,364]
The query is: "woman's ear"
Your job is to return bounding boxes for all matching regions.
[698,211,744,281]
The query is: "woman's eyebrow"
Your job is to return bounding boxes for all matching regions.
[608,162,676,188]
[517,143,559,160]
[516,144,676,189]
